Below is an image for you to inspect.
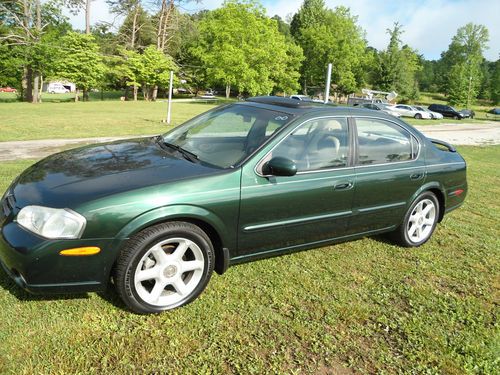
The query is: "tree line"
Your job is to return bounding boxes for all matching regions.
[0,0,498,105]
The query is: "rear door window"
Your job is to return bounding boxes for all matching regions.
[355,118,418,165]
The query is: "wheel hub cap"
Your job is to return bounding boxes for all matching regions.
[163,265,177,278]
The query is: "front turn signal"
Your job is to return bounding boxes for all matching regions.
[59,247,101,256]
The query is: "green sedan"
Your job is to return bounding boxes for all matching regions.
[0,97,467,314]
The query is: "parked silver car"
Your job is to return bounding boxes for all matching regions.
[413,105,444,120]
[391,104,432,119]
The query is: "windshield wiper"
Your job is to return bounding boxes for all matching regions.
[157,138,199,163]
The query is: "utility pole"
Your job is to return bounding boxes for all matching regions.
[324,63,332,104]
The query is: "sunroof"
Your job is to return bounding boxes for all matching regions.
[246,96,316,108]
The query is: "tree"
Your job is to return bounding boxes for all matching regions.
[290,0,327,38]
[54,31,105,101]
[136,45,177,100]
[0,0,70,102]
[442,23,489,107]
[295,6,368,96]
[107,0,155,51]
[64,0,93,34]
[416,59,439,93]
[192,0,303,98]
[373,23,421,102]
[491,58,500,104]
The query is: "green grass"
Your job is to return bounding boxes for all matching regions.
[0,100,219,141]
[0,146,498,374]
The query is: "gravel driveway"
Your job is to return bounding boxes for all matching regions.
[0,122,498,162]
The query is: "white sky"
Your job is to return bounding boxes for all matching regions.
[66,0,499,61]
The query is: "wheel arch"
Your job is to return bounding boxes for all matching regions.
[112,205,231,275]
[411,182,446,223]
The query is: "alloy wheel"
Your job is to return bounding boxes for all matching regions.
[406,198,436,243]
[133,237,205,307]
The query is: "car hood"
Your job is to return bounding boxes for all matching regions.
[11,137,218,209]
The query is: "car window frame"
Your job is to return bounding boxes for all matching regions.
[352,115,421,168]
[255,115,354,177]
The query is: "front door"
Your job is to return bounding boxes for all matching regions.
[237,116,355,258]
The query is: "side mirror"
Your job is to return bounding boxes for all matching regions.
[262,156,297,177]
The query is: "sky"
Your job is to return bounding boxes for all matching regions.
[66,0,499,61]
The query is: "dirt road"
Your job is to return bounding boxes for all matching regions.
[0,122,498,162]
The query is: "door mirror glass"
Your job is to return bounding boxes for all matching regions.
[262,157,297,176]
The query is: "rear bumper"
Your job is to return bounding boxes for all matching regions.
[0,220,121,294]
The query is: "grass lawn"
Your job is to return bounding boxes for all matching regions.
[0,146,498,374]
[0,100,219,142]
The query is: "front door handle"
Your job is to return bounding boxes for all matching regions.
[410,173,424,181]
[334,181,353,190]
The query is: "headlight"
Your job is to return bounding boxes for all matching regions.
[16,205,86,239]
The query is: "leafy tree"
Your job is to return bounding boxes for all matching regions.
[491,58,500,104]
[296,6,367,95]
[54,32,105,101]
[114,48,143,100]
[0,0,71,102]
[136,45,177,100]
[416,59,439,93]
[192,0,303,98]
[272,15,292,41]
[442,23,489,107]
[373,23,421,102]
[107,1,155,51]
[290,0,327,38]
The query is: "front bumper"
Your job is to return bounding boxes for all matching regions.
[0,218,121,294]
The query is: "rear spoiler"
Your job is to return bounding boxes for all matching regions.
[429,138,456,152]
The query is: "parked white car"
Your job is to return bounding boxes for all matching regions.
[391,104,432,119]
[413,105,444,120]
[48,83,70,94]
[358,103,402,117]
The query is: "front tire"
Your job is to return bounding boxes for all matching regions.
[115,222,214,314]
[391,192,440,247]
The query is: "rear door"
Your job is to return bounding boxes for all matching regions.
[349,116,425,234]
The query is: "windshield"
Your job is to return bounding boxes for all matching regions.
[162,104,293,168]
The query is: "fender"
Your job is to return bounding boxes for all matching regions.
[115,204,230,246]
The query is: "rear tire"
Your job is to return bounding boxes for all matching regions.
[391,192,440,247]
[115,222,214,314]
[414,113,422,119]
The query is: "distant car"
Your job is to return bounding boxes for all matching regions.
[358,103,401,117]
[488,108,500,115]
[391,104,432,119]
[198,90,216,99]
[413,106,444,120]
[428,104,465,120]
[459,109,475,119]
[0,87,17,93]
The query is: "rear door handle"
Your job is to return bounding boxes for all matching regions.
[334,182,353,190]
